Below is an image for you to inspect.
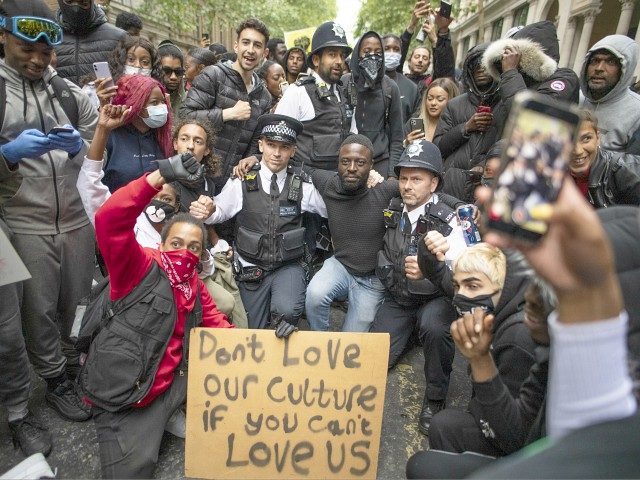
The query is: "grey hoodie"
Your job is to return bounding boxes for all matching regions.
[0,60,98,235]
[580,35,640,153]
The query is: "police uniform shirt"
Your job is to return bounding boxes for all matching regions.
[275,71,358,133]
[405,194,467,265]
[205,160,327,266]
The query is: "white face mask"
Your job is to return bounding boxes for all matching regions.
[385,52,402,71]
[124,65,152,76]
[142,104,169,129]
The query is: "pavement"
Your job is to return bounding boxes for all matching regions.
[0,307,471,479]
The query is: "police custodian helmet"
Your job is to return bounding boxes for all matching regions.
[308,21,352,63]
[395,140,445,191]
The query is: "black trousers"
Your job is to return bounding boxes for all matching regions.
[406,449,495,479]
[429,408,505,456]
[369,295,456,401]
[92,371,187,479]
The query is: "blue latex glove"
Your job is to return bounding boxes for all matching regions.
[47,124,84,156]
[0,129,52,165]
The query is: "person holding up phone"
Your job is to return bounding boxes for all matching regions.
[405,77,459,144]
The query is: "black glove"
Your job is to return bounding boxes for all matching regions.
[271,313,298,339]
[158,152,204,183]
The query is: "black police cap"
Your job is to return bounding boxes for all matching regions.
[256,114,304,145]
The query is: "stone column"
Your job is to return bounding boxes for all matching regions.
[559,16,577,68]
[484,25,492,43]
[456,36,465,63]
[616,0,636,35]
[501,12,514,37]
[526,0,539,24]
[635,17,640,81]
[573,9,600,73]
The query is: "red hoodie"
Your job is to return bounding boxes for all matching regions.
[95,174,233,408]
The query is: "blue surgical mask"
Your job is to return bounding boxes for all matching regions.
[124,65,152,77]
[142,104,168,129]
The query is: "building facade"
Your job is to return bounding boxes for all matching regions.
[452,0,640,79]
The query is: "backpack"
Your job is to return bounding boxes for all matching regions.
[0,74,79,131]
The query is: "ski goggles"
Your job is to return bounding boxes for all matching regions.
[0,15,64,46]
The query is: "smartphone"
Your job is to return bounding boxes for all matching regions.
[409,117,425,134]
[202,33,209,41]
[476,105,492,114]
[486,91,581,242]
[439,1,452,19]
[92,61,113,88]
[48,126,74,135]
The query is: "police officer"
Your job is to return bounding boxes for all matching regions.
[369,140,467,434]
[205,114,327,336]
[275,21,354,257]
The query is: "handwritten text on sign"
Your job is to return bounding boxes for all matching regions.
[185,329,390,479]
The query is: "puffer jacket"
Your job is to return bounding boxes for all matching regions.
[179,61,272,178]
[54,3,126,86]
[579,35,640,153]
[0,61,98,235]
[434,43,507,170]
[576,148,640,209]
[482,21,580,110]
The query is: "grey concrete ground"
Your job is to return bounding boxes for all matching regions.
[0,307,471,479]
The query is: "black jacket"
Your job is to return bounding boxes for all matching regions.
[434,43,506,170]
[399,29,456,95]
[581,149,640,209]
[179,62,272,178]
[55,4,125,85]
[482,21,580,112]
[343,32,404,177]
[417,246,537,396]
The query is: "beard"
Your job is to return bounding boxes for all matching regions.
[339,174,367,192]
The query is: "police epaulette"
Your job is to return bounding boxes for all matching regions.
[295,76,315,87]
[428,203,455,224]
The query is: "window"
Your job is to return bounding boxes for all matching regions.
[491,18,504,41]
[514,4,529,27]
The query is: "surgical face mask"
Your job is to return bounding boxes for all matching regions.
[358,53,383,87]
[385,52,402,71]
[124,65,152,77]
[452,291,498,317]
[142,104,169,129]
[144,199,176,224]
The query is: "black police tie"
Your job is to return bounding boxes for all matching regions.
[401,212,412,235]
[270,173,279,197]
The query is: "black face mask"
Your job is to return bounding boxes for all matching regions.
[60,3,93,28]
[144,200,176,224]
[452,291,498,317]
[358,53,383,88]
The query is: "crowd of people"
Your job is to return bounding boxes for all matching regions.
[1,0,639,478]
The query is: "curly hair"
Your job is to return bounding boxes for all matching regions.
[109,35,157,81]
[236,18,269,44]
[172,117,221,177]
[112,74,174,158]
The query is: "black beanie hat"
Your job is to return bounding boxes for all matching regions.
[0,0,56,21]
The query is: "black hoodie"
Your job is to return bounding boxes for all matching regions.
[417,244,537,396]
[434,43,507,171]
[54,2,126,85]
[342,32,404,177]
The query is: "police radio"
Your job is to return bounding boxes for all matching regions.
[287,163,303,202]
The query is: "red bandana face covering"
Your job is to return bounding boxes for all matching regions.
[160,249,199,300]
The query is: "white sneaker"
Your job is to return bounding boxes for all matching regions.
[165,408,186,438]
[0,453,55,479]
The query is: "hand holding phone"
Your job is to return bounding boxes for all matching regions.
[92,62,113,88]
[47,126,74,135]
[409,117,425,134]
[486,91,582,243]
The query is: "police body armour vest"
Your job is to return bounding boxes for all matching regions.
[235,170,305,271]
[292,77,351,170]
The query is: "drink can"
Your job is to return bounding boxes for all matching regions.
[457,205,482,245]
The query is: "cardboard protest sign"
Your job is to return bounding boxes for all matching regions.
[284,26,317,53]
[185,329,389,479]
[0,227,30,287]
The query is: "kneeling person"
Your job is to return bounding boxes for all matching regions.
[206,114,327,336]
[370,140,467,434]
[90,155,233,479]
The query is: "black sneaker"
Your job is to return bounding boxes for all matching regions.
[418,397,445,435]
[45,379,91,422]
[8,412,53,457]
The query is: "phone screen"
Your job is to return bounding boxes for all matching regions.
[486,95,580,242]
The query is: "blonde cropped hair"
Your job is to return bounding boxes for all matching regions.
[454,243,507,288]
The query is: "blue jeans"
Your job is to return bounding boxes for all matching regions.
[306,256,386,332]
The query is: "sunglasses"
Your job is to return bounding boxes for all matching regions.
[0,15,63,46]
[161,66,186,77]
